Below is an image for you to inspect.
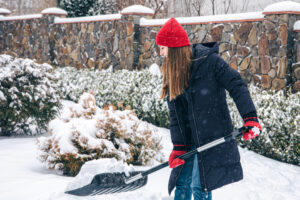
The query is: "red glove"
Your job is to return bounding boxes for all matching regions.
[243,116,262,140]
[169,144,186,168]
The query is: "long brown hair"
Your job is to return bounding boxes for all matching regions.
[160,46,192,101]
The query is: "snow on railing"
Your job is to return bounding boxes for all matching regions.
[54,14,121,24]
[120,5,154,16]
[0,14,42,21]
[263,1,300,15]
[140,12,264,27]
[0,8,11,16]
[41,7,68,16]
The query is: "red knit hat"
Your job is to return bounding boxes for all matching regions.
[156,17,190,48]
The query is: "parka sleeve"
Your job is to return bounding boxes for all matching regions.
[211,53,257,118]
[167,98,186,146]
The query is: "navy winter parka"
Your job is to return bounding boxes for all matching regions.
[167,42,257,194]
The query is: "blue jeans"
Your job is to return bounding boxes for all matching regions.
[174,152,212,200]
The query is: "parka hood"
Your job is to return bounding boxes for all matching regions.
[189,42,219,83]
[192,42,219,58]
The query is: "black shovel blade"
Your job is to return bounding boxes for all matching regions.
[65,171,148,196]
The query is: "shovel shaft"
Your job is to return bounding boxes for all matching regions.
[125,128,244,184]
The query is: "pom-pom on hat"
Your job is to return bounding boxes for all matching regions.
[156,17,190,48]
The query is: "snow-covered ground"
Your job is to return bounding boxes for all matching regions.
[0,126,300,200]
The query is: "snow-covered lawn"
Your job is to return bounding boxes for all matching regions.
[0,127,300,200]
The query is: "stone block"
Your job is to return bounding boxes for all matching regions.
[239,69,251,83]
[294,81,300,91]
[219,42,230,53]
[261,75,271,89]
[264,20,276,31]
[221,51,230,62]
[260,56,271,74]
[88,58,95,68]
[224,24,233,32]
[271,78,286,90]
[237,45,250,58]
[234,22,253,45]
[229,56,238,70]
[250,56,260,73]
[127,21,133,36]
[240,56,251,71]
[294,67,300,79]
[278,56,287,78]
[268,40,280,57]
[267,30,277,41]
[251,46,258,57]
[210,25,224,41]
[279,24,288,46]
[248,26,258,46]
[143,51,152,59]
[144,41,151,51]
[268,69,276,78]
[198,26,207,43]
[88,23,94,33]
[258,33,269,56]
[252,74,261,85]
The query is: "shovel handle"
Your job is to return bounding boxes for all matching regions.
[174,127,244,161]
[125,128,244,184]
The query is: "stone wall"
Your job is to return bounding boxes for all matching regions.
[0,15,53,63]
[1,3,300,92]
[139,13,300,92]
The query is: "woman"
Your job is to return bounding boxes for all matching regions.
[156,18,262,200]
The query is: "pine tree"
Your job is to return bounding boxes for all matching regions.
[89,0,117,15]
[58,0,117,17]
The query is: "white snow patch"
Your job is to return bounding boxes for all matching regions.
[140,12,264,26]
[149,63,161,77]
[41,7,68,16]
[0,8,11,15]
[263,1,300,13]
[1,128,300,199]
[121,5,154,15]
[0,90,6,101]
[294,20,300,31]
[54,14,121,24]
[251,126,260,137]
[0,14,42,21]
[66,158,134,191]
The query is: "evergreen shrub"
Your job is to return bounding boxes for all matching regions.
[0,55,61,136]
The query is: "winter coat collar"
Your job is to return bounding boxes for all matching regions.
[189,42,219,85]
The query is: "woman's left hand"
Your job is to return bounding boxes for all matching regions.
[242,117,262,140]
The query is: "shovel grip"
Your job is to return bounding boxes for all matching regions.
[129,128,243,181]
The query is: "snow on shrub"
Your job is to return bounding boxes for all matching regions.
[0,55,61,136]
[36,92,164,176]
[56,66,169,128]
[227,85,300,166]
[55,67,299,166]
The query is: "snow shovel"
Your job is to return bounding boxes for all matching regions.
[65,127,244,196]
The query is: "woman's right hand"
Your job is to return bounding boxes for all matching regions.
[169,144,186,168]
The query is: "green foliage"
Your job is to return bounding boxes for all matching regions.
[0,55,61,136]
[56,67,169,128]
[56,67,300,166]
[227,85,300,166]
[58,0,117,17]
[36,94,163,176]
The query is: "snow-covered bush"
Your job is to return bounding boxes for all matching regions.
[0,55,61,136]
[56,66,299,166]
[227,85,300,166]
[56,66,169,128]
[36,92,164,176]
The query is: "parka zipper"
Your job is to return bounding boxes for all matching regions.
[173,101,186,187]
[189,94,209,196]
